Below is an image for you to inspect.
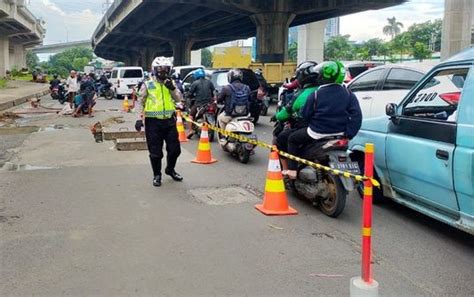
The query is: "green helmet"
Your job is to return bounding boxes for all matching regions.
[314,61,346,85]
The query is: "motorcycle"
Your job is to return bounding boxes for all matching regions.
[96,82,114,100]
[190,101,218,142]
[217,105,257,164]
[290,136,360,218]
[50,83,68,104]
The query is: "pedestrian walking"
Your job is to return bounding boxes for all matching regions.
[66,70,79,108]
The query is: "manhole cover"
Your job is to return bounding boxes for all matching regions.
[189,186,260,205]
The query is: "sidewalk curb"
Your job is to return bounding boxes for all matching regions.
[0,89,50,112]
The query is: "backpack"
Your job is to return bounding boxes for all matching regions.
[228,83,250,116]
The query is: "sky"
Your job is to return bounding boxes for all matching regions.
[28,0,444,45]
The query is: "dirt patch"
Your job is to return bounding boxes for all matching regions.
[102,116,125,126]
[0,126,39,135]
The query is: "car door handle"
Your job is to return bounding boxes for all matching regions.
[361,96,372,100]
[436,149,449,160]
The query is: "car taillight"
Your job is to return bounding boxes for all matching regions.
[439,92,461,105]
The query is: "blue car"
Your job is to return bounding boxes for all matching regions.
[349,47,474,234]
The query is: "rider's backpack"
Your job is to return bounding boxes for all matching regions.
[228,83,250,116]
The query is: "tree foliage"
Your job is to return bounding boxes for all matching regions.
[288,42,298,62]
[412,42,432,61]
[383,17,404,40]
[45,47,93,77]
[324,35,355,60]
[26,50,39,71]
[201,48,213,67]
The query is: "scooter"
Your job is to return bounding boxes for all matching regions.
[217,105,257,164]
[50,83,68,104]
[290,136,360,218]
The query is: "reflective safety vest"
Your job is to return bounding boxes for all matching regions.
[144,80,175,119]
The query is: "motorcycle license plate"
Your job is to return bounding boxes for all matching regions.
[329,161,360,175]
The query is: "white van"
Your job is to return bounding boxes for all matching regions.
[110,67,144,98]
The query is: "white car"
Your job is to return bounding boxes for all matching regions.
[347,64,433,118]
[110,66,144,98]
[171,65,204,80]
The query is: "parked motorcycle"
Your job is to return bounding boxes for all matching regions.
[191,101,218,142]
[217,105,257,164]
[289,136,360,218]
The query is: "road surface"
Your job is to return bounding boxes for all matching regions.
[0,95,473,296]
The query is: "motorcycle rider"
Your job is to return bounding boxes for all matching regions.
[49,74,61,90]
[273,61,319,175]
[186,68,216,139]
[217,69,251,139]
[135,57,184,187]
[97,73,109,95]
[73,72,96,117]
[172,72,184,95]
[286,61,362,180]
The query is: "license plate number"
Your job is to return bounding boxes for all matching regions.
[329,161,360,175]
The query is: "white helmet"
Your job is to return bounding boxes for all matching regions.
[151,56,173,80]
[151,56,173,68]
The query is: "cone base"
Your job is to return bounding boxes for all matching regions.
[255,204,298,216]
[192,158,217,164]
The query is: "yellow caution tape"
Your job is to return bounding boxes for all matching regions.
[181,113,380,187]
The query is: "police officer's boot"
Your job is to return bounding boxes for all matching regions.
[150,156,162,187]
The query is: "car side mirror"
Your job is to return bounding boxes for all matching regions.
[386,103,398,118]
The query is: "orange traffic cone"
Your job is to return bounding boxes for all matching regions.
[176,111,188,143]
[255,150,298,216]
[123,96,130,112]
[191,124,217,164]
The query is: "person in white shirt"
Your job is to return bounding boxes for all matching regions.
[66,70,79,107]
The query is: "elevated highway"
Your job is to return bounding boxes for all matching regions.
[0,0,45,76]
[31,40,92,55]
[92,0,405,68]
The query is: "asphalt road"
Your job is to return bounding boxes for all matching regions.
[0,95,473,296]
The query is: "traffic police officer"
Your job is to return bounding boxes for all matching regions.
[135,57,183,187]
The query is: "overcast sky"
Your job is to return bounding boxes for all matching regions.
[28,0,444,45]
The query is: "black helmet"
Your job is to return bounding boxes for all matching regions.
[295,61,318,86]
[227,68,243,83]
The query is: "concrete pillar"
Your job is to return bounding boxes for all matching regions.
[127,54,139,66]
[0,37,10,77]
[251,12,295,63]
[12,44,26,70]
[297,21,327,65]
[441,0,474,60]
[190,49,202,66]
[171,39,194,66]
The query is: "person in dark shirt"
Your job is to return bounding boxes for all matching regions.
[49,74,61,90]
[286,61,363,180]
[186,68,215,138]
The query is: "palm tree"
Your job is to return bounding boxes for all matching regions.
[383,17,404,40]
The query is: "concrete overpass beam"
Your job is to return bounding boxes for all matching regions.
[441,0,474,60]
[251,12,295,63]
[0,36,10,77]
[297,20,327,65]
[171,39,194,66]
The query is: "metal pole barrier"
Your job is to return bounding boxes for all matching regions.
[350,143,378,297]
[361,143,374,283]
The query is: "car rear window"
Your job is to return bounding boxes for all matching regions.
[121,69,143,78]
